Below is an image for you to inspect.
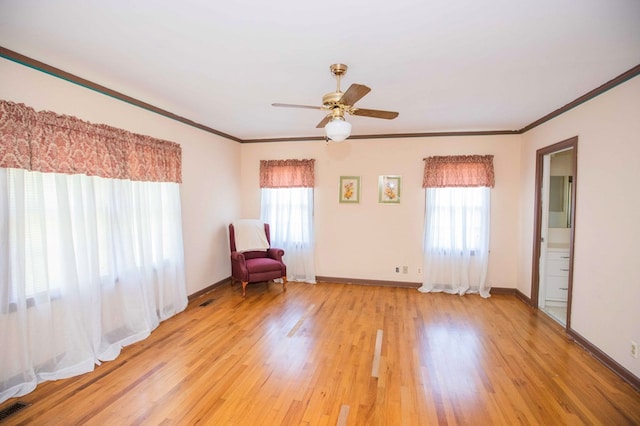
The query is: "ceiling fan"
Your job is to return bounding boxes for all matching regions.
[272,64,399,142]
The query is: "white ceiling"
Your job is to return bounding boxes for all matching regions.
[1,0,639,141]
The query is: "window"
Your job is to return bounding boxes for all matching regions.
[5,170,183,301]
[419,155,494,297]
[260,187,313,246]
[259,159,316,283]
[0,99,187,404]
[426,186,490,253]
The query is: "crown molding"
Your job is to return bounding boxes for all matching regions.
[1,46,638,143]
[518,63,640,133]
[0,46,242,143]
[242,130,519,143]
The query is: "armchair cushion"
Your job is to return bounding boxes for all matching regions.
[246,257,283,273]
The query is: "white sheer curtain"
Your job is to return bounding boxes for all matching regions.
[419,187,491,297]
[260,187,316,283]
[0,168,187,403]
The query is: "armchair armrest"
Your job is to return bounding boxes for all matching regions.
[231,251,247,265]
[266,248,285,262]
[230,251,249,279]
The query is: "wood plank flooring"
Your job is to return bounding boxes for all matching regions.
[1,281,639,425]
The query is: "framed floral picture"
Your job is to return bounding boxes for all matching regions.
[378,175,401,204]
[339,176,360,203]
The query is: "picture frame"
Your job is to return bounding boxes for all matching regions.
[378,175,401,204]
[339,176,360,203]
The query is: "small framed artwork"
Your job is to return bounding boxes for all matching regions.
[339,176,360,203]
[378,175,401,204]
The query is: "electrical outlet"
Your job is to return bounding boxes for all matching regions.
[402,266,408,274]
[395,267,400,273]
[632,341,639,359]
[417,267,422,274]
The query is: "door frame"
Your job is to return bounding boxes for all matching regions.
[530,136,578,329]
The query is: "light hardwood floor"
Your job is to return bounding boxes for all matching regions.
[2,281,639,425]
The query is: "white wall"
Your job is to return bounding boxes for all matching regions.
[0,58,241,295]
[240,135,521,288]
[519,75,640,377]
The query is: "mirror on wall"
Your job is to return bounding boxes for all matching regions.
[548,150,573,229]
[549,175,572,228]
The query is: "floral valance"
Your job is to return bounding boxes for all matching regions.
[0,100,182,183]
[260,159,315,188]
[423,155,495,188]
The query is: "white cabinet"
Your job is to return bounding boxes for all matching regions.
[545,248,569,302]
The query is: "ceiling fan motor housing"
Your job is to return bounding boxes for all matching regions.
[323,63,349,109]
[322,92,343,107]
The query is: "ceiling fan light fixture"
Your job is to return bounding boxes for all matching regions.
[325,117,351,142]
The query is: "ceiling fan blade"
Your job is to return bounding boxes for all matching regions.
[316,115,332,128]
[352,108,399,120]
[339,84,371,106]
[272,103,322,110]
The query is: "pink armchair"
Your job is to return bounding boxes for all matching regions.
[229,223,287,297]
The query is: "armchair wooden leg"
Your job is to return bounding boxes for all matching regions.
[242,281,248,298]
[282,276,287,292]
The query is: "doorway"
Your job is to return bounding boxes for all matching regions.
[530,137,577,328]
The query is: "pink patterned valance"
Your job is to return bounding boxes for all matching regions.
[423,155,495,188]
[260,159,315,188]
[0,100,182,183]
